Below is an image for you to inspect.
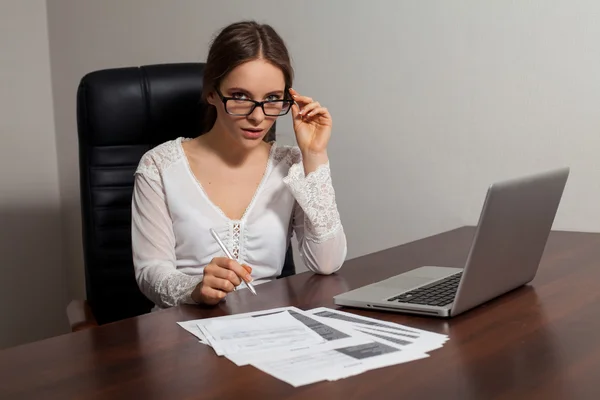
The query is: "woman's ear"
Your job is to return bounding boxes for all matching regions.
[206,91,217,106]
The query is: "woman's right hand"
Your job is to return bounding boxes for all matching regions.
[191,257,253,305]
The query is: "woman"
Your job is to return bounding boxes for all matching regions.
[131,20,347,308]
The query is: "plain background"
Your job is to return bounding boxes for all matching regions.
[1,0,599,349]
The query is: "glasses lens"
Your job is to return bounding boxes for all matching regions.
[264,100,292,116]
[225,100,256,115]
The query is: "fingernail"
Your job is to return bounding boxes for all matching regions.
[245,274,253,282]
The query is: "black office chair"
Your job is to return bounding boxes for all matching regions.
[67,63,295,331]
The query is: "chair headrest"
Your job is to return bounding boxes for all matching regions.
[77,63,209,148]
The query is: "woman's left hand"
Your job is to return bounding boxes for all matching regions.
[289,88,332,156]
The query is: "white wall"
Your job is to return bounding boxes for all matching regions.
[0,1,67,349]
[46,1,600,302]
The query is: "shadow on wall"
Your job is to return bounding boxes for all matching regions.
[0,205,69,349]
[60,198,86,303]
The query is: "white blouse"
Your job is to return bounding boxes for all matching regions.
[131,137,347,309]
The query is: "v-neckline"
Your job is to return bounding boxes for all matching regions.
[178,137,277,223]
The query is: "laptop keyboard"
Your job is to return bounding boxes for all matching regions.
[387,272,463,307]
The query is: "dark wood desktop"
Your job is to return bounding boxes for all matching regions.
[1,226,599,399]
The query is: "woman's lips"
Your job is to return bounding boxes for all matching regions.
[241,128,264,139]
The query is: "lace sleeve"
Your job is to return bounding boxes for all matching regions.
[283,154,347,274]
[283,162,342,242]
[131,169,202,308]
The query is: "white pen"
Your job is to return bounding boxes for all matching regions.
[209,228,257,295]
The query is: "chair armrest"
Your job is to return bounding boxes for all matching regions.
[66,299,98,332]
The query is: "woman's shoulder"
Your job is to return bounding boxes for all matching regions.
[135,137,188,181]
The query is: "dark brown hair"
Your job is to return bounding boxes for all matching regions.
[201,21,294,135]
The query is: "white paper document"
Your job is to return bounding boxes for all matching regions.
[177,306,448,387]
[224,309,369,366]
[252,340,429,387]
[199,311,326,356]
[176,306,303,345]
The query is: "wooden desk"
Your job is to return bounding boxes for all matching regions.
[2,226,600,399]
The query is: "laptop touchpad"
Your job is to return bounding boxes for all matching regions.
[377,276,432,292]
[376,266,458,292]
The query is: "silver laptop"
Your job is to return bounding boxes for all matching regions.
[334,167,570,318]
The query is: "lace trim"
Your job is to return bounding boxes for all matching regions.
[135,138,190,182]
[145,270,203,307]
[283,161,342,243]
[273,145,302,167]
[232,222,241,259]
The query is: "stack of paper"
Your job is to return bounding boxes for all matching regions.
[178,307,448,387]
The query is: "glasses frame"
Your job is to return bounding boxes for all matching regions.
[214,87,294,117]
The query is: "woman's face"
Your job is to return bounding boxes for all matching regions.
[208,59,287,149]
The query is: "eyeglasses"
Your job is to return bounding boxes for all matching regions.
[214,87,294,117]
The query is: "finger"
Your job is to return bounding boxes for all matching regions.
[200,285,227,304]
[205,275,236,293]
[298,101,321,117]
[288,89,302,121]
[304,106,331,120]
[291,100,301,120]
[213,257,253,283]
[203,262,219,276]
[242,264,253,274]
[211,266,242,286]
[289,88,313,106]
[288,87,299,99]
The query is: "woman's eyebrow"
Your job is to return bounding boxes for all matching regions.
[265,90,284,97]
[225,87,251,95]
[225,87,284,98]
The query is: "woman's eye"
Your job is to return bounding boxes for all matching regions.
[231,92,248,100]
[266,95,280,101]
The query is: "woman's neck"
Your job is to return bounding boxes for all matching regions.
[199,127,269,167]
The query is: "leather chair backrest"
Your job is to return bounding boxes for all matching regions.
[76,63,294,325]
